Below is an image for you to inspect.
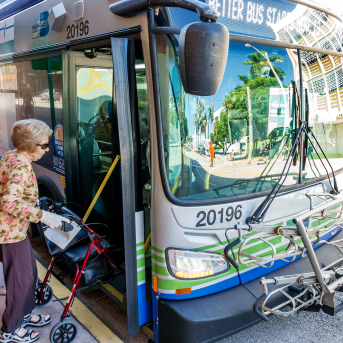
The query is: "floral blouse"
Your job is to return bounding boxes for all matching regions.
[0,151,43,243]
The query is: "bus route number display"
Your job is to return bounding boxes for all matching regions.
[67,20,89,39]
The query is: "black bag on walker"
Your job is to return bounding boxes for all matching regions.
[38,199,111,285]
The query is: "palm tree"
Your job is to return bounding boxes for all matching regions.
[244,51,286,80]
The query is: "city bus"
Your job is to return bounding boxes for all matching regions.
[0,0,343,342]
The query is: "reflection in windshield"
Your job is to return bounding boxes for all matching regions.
[156,14,343,200]
[270,5,343,183]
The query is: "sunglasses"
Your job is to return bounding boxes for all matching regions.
[36,143,49,149]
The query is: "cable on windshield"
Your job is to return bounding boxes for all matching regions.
[246,121,339,225]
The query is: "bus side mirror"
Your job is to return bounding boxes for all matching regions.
[179,22,229,96]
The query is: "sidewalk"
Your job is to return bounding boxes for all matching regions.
[0,262,114,343]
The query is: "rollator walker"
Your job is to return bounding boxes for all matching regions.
[35,157,123,343]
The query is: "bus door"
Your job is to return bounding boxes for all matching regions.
[63,37,151,336]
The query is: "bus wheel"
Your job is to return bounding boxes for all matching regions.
[50,320,78,343]
[35,283,53,307]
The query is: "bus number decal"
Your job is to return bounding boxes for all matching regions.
[67,20,89,39]
[196,211,206,227]
[196,205,243,227]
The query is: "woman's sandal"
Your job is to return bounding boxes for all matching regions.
[22,311,51,328]
[0,328,39,343]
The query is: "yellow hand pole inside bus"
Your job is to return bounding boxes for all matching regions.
[83,155,120,223]
[144,233,151,253]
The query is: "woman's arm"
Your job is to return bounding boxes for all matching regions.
[1,162,43,223]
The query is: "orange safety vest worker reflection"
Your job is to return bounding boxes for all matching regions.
[209,141,214,167]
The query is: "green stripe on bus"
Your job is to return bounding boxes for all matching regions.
[152,246,164,254]
[153,264,170,276]
[136,249,144,256]
[313,218,336,228]
[137,258,145,268]
[152,253,166,263]
[212,248,224,254]
[137,270,145,282]
[240,236,281,255]
[254,242,289,258]
[192,242,223,251]
[136,242,144,247]
[156,268,237,290]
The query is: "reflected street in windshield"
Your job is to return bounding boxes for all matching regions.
[156,4,343,201]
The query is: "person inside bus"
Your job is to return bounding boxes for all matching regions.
[94,105,111,143]
[0,119,70,343]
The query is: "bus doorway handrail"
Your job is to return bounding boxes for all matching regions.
[83,155,120,223]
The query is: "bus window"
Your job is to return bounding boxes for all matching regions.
[76,62,114,220]
[0,57,63,173]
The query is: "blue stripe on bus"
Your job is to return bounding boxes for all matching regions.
[0,0,44,22]
[138,283,152,326]
[159,274,240,300]
[157,226,341,300]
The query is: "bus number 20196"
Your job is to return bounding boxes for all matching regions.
[196,205,243,227]
[67,21,89,39]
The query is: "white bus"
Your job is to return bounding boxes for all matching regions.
[1,0,343,342]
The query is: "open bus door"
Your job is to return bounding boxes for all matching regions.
[110,37,152,336]
[63,36,151,337]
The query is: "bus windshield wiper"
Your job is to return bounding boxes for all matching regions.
[246,121,339,225]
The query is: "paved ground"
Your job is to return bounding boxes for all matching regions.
[0,264,98,343]
[218,293,343,343]
[30,233,149,343]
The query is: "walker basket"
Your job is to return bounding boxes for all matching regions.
[37,198,88,257]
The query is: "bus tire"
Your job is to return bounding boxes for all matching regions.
[37,175,63,203]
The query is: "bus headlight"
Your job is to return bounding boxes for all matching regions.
[166,249,229,279]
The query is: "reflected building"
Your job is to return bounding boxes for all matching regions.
[268,88,291,134]
[271,5,343,118]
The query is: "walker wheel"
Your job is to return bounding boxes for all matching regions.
[35,283,53,307]
[50,319,78,343]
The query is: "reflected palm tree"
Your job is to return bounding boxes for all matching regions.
[208,106,214,139]
[244,51,286,80]
[194,99,206,147]
[238,74,250,85]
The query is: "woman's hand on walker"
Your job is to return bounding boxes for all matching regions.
[41,211,70,230]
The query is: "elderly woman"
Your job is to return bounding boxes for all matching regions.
[0,119,70,343]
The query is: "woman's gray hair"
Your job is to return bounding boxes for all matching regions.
[11,119,53,153]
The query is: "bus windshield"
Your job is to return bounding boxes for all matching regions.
[156,5,343,201]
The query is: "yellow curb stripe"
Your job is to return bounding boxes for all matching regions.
[100,282,124,302]
[36,260,123,343]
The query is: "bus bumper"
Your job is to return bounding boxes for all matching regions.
[158,227,343,343]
